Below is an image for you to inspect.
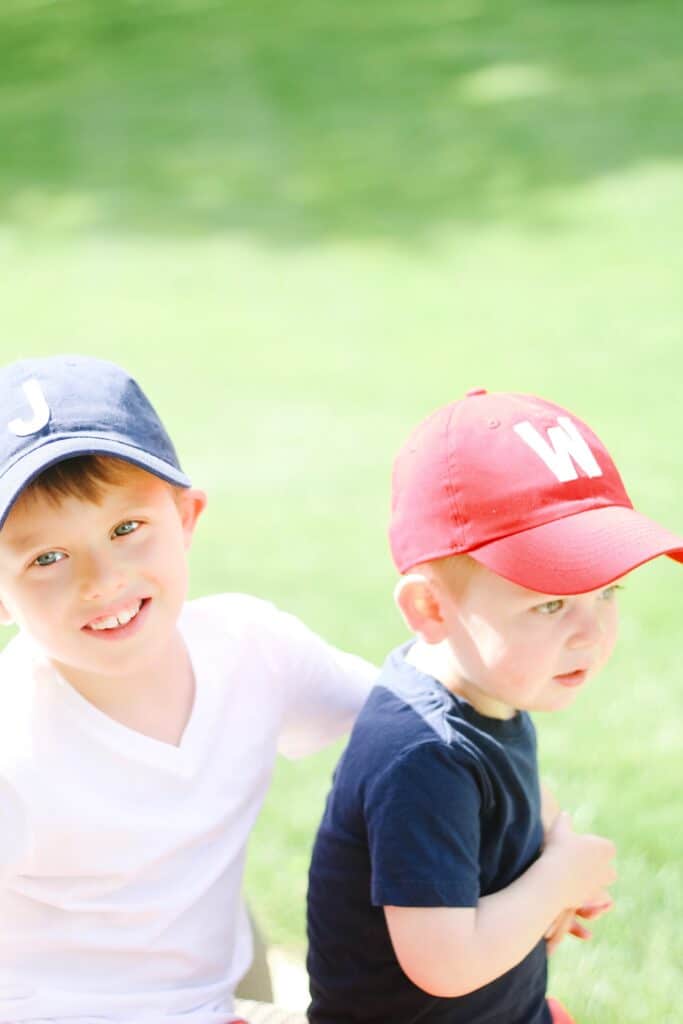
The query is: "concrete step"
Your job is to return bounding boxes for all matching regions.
[268,947,309,1012]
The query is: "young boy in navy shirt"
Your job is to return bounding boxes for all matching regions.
[306,388,683,1023]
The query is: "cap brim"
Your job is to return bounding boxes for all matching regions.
[469,505,683,595]
[0,435,191,529]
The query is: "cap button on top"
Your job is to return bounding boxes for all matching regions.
[466,387,488,397]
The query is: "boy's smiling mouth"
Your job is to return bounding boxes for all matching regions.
[553,668,589,688]
[83,598,148,633]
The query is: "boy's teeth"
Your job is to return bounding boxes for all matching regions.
[88,601,142,631]
[92,615,119,630]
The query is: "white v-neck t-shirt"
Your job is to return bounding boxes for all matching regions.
[0,594,376,1023]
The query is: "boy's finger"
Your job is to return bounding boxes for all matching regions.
[544,908,573,939]
[576,900,613,919]
[568,920,592,940]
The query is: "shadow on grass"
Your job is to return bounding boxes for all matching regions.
[1,0,682,241]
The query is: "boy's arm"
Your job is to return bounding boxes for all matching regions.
[385,812,616,998]
[540,781,561,836]
[0,776,29,881]
[255,602,377,759]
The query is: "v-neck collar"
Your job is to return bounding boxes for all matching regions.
[29,606,217,779]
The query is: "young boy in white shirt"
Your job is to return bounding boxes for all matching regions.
[306,388,683,1024]
[0,354,375,1024]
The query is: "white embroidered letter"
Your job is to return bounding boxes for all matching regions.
[513,416,602,482]
[8,379,50,437]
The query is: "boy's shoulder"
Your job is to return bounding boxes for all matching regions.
[180,591,321,651]
[341,644,536,798]
[0,634,45,790]
[182,590,278,630]
[341,645,475,778]
[354,643,474,745]
[0,631,38,705]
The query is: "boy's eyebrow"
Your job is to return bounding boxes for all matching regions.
[1,500,158,553]
[0,490,164,554]
[0,529,49,554]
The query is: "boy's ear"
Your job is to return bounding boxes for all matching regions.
[177,488,208,548]
[393,574,449,644]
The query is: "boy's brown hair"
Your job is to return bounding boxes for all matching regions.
[16,457,188,521]
[21,455,134,508]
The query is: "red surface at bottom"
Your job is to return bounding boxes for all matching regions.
[548,996,577,1024]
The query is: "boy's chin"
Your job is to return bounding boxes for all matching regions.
[537,684,585,713]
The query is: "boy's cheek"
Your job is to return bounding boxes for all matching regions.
[595,616,619,673]
[604,607,619,653]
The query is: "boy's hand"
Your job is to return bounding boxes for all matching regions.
[544,895,614,955]
[543,812,617,911]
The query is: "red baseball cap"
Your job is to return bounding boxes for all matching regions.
[389,389,683,594]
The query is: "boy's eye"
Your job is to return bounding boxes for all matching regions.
[33,551,65,567]
[112,520,140,538]
[533,598,565,616]
[600,584,622,601]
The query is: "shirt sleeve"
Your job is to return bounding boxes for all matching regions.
[366,740,483,908]
[258,604,378,760]
[0,775,30,880]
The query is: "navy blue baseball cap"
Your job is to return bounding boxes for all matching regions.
[0,354,191,529]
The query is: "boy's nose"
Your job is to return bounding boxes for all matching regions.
[78,552,128,602]
[566,608,604,649]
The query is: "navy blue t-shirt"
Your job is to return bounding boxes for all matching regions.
[307,644,550,1024]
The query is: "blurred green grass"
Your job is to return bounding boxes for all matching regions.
[0,3,682,1021]
[2,0,683,238]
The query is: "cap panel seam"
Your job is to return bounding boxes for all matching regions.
[442,404,466,553]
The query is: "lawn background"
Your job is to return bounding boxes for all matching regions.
[0,2,681,1021]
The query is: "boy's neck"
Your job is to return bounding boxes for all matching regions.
[48,628,196,747]
[405,639,516,720]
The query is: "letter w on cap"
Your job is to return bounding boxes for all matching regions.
[513,416,602,483]
[9,379,50,437]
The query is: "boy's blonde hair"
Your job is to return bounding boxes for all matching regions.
[412,554,481,600]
